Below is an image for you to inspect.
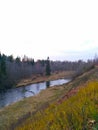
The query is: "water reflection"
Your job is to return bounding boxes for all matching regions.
[0,79,70,108]
[46,81,50,88]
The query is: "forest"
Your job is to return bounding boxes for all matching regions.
[0,53,96,92]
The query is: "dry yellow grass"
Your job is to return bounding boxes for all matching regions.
[15,81,98,130]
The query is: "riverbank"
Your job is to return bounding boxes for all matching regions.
[16,71,74,87]
[0,80,72,130]
[0,67,98,130]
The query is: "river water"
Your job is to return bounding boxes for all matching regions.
[0,79,70,108]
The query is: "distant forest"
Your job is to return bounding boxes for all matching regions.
[0,53,97,91]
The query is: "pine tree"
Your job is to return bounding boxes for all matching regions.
[0,54,7,91]
[45,57,51,76]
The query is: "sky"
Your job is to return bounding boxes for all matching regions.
[0,0,98,61]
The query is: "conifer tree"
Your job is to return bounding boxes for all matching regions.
[0,54,7,91]
[45,57,51,76]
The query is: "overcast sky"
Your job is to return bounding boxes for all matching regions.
[0,0,98,61]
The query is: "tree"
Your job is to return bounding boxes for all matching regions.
[45,57,51,76]
[0,54,7,91]
[15,56,21,64]
[30,59,35,66]
[8,55,14,62]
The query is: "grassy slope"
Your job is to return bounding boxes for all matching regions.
[15,81,98,130]
[0,68,98,130]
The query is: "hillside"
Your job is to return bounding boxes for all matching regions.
[0,67,98,130]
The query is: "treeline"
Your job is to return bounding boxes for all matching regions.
[0,53,96,92]
[0,54,51,91]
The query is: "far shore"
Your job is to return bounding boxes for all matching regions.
[16,71,75,87]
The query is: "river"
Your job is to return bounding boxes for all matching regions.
[0,78,70,108]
